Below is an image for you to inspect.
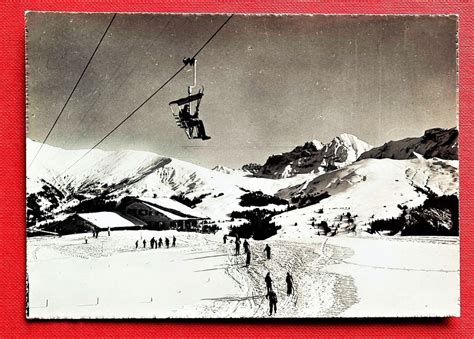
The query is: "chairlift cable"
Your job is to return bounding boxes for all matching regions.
[190,14,234,60]
[59,14,234,177]
[68,18,173,147]
[27,13,117,171]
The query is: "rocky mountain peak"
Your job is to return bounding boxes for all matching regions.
[256,134,372,178]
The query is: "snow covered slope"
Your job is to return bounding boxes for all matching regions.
[257,134,372,178]
[358,127,458,161]
[273,157,458,232]
[26,139,312,222]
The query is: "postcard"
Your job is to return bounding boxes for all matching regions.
[26,12,459,318]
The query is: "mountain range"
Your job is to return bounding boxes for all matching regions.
[27,127,458,236]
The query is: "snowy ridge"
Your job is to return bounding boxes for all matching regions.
[27,139,173,195]
[358,127,458,161]
[212,165,251,176]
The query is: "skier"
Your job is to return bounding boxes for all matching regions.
[264,272,273,294]
[172,236,176,247]
[158,238,163,248]
[246,250,251,267]
[143,239,147,248]
[223,234,228,244]
[107,227,111,236]
[165,237,170,248]
[243,239,249,254]
[84,236,88,244]
[135,240,138,249]
[263,244,271,260]
[268,289,278,316]
[286,272,294,296]
[151,237,156,249]
[235,238,241,255]
[178,103,211,140]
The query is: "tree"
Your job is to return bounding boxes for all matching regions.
[228,208,281,240]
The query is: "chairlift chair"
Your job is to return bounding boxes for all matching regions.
[168,57,210,140]
[169,89,204,139]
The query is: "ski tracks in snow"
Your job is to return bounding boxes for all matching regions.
[210,238,359,318]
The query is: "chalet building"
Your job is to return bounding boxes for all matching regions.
[119,197,209,231]
[53,211,145,235]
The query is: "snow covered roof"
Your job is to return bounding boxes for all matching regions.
[139,201,189,221]
[77,212,145,229]
[139,197,208,219]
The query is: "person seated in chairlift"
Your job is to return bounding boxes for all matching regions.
[179,103,211,140]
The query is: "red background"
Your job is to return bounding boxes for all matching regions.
[1,0,473,337]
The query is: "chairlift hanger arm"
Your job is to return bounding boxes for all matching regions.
[182,57,198,95]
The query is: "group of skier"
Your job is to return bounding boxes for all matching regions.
[223,234,294,316]
[264,271,294,316]
[227,234,273,268]
[136,235,176,249]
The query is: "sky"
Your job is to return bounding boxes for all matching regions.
[26,13,458,169]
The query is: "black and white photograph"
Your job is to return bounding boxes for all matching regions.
[26,13,459,319]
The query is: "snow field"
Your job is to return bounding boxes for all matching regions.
[28,229,459,318]
[28,231,240,318]
[322,236,460,317]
